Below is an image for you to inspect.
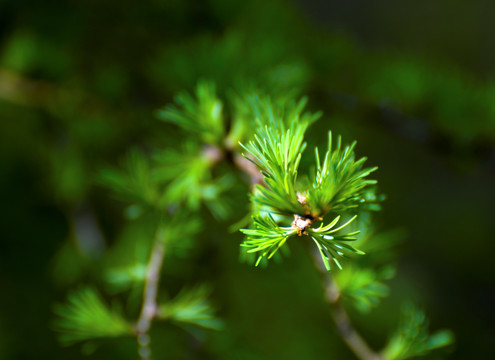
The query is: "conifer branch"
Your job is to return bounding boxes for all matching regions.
[311,248,383,360]
[136,239,166,360]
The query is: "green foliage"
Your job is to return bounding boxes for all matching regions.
[104,211,202,295]
[307,133,379,216]
[240,98,377,270]
[99,149,160,209]
[335,265,395,313]
[240,214,297,265]
[383,303,454,360]
[153,143,234,219]
[152,143,212,211]
[53,288,132,345]
[97,82,242,220]
[147,27,312,98]
[240,97,319,215]
[105,263,148,293]
[307,215,363,271]
[155,210,203,248]
[99,141,233,220]
[358,56,495,143]
[156,80,225,145]
[158,286,223,331]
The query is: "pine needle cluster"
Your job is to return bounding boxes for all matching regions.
[239,97,380,270]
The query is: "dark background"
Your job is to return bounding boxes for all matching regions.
[1,0,494,359]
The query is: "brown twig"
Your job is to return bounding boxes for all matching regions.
[232,153,264,186]
[311,248,383,360]
[0,67,104,111]
[202,142,264,187]
[0,67,56,107]
[136,239,166,360]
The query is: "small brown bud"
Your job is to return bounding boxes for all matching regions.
[292,214,314,236]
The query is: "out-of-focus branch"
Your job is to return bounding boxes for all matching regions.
[311,249,383,360]
[136,239,166,360]
[0,67,56,107]
[201,143,264,186]
[0,67,103,113]
[232,153,264,186]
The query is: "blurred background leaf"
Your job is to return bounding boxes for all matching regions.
[158,285,223,331]
[383,302,454,360]
[53,287,133,345]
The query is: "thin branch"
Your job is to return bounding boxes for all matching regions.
[311,249,383,360]
[136,239,166,360]
[202,143,264,186]
[0,67,104,111]
[0,67,55,107]
[202,144,224,165]
[232,153,264,186]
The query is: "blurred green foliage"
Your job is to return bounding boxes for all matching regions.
[53,287,133,346]
[158,285,223,331]
[1,0,494,359]
[383,303,455,360]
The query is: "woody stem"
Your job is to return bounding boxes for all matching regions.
[310,248,383,360]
